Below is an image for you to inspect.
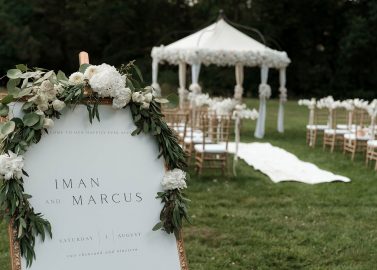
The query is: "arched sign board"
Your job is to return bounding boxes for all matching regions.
[8,103,188,270]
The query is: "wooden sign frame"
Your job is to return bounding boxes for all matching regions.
[7,52,189,270]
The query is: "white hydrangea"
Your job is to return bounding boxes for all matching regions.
[161,169,187,191]
[69,72,84,85]
[89,64,125,97]
[0,151,24,180]
[112,87,132,109]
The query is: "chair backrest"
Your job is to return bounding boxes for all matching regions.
[352,108,371,138]
[314,108,328,126]
[199,113,231,148]
[163,110,189,139]
[333,108,348,129]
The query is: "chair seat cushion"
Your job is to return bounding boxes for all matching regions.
[179,130,202,138]
[306,124,328,130]
[367,140,377,147]
[184,136,212,144]
[194,144,227,153]
[344,133,371,141]
[324,129,350,135]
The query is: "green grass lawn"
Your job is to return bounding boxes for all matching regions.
[1,99,377,269]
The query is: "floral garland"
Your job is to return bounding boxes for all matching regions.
[0,62,190,267]
[152,46,291,68]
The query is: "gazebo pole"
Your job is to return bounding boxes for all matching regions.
[178,61,187,109]
[277,67,287,133]
[151,57,161,96]
[254,65,271,139]
[234,63,244,102]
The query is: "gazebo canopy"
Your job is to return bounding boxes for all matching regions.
[150,17,291,139]
[152,18,290,68]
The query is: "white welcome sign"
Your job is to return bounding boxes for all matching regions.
[9,103,186,270]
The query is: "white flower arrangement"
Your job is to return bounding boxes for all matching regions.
[161,168,187,191]
[152,46,291,68]
[232,104,259,120]
[88,64,126,98]
[188,93,211,107]
[316,96,341,110]
[0,151,24,180]
[298,98,316,109]
[69,63,134,109]
[209,98,238,115]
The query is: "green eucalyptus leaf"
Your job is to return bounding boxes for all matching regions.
[1,95,14,105]
[154,98,169,104]
[79,64,90,73]
[126,78,135,91]
[21,102,34,112]
[23,113,41,127]
[133,64,144,82]
[0,103,9,116]
[152,222,163,231]
[57,70,68,81]
[1,121,15,135]
[15,64,28,72]
[7,69,22,79]
[7,78,21,95]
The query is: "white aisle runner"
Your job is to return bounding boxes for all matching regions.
[227,142,350,184]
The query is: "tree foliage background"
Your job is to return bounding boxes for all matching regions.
[0,0,375,99]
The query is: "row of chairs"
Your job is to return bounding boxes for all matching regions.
[162,106,232,176]
[306,107,377,170]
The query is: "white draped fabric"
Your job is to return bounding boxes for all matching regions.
[226,142,351,184]
[151,58,161,96]
[189,63,202,94]
[178,62,187,108]
[234,63,244,101]
[254,65,271,138]
[277,68,287,133]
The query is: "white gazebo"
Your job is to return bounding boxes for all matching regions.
[151,17,291,138]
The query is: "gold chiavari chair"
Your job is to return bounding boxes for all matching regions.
[194,114,231,176]
[343,109,371,160]
[323,108,351,152]
[182,107,208,164]
[306,108,328,147]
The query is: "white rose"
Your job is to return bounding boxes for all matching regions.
[43,118,54,129]
[37,103,49,112]
[83,65,98,80]
[132,92,145,103]
[143,92,153,103]
[0,151,24,180]
[69,72,84,85]
[40,80,54,92]
[52,100,66,111]
[141,102,150,109]
[161,169,187,191]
